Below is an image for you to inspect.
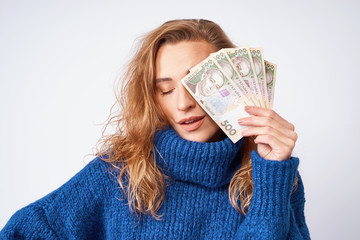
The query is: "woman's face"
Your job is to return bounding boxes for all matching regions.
[155,41,223,142]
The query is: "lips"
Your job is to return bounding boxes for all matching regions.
[178,116,205,131]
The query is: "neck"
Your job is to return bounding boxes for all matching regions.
[153,126,244,188]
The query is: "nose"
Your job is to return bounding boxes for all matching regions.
[177,85,196,111]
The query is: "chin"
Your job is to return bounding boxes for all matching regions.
[181,132,210,142]
[174,125,223,143]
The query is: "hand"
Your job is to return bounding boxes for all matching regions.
[238,106,298,161]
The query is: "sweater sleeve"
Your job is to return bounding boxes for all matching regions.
[233,151,311,240]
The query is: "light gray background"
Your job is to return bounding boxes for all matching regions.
[1,0,359,239]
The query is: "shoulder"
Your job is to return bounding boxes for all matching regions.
[40,156,117,205]
[0,202,59,239]
[1,157,120,239]
[39,156,119,209]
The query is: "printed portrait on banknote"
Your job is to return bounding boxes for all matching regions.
[196,68,225,97]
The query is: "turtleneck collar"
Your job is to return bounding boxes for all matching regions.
[153,126,244,188]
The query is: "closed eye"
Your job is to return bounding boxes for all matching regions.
[161,89,174,95]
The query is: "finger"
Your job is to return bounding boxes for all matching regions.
[242,126,296,147]
[238,116,298,141]
[254,135,293,160]
[244,106,295,131]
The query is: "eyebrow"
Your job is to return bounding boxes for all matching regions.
[155,77,173,84]
[155,69,192,84]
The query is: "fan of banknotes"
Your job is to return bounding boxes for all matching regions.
[181,47,277,143]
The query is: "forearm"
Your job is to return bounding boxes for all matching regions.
[233,151,310,239]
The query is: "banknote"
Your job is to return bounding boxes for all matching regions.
[224,47,264,108]
[210,49,257,106]
[181,58,250,143]
[250,48,270,109]
[181,47,277,143]
[264,60,277,108]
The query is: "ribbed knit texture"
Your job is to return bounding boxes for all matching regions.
[153,127,244,188]
[1,127,310,239]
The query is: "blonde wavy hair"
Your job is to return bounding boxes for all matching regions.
[96,19,297,221]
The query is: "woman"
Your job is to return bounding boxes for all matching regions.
[1,19,310,239]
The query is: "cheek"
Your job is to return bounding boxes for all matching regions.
[207,117,220,131]
[156,96,175,121]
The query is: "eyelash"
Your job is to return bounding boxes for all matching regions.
[161,89,174,95]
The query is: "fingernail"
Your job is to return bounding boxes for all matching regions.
[244,106,251,111]
[238,118,245,124]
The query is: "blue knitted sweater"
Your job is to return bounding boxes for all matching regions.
[1,127,310,239]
